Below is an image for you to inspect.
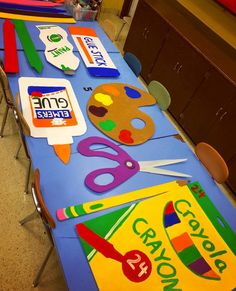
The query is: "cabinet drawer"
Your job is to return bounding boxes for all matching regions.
[149,29,210,119]
[228,154,236,195]
[124,0,169,81]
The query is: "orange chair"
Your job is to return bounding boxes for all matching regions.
[19,169,56,287]
[195,142,229,184]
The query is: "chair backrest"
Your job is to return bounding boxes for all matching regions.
[123,52,142,77]
[148,80,171,111]
[32,169,56,229]
[0,64,14,106]
[195,142,229,184]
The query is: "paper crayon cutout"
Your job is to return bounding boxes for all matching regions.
[3,19,19,73]
[68,27,120,77]
[76,182,236,290]
[18,77,87,163]
[87,83,156,145]
[0,3,67,14]
[76,223,152,282]
[0,0,63,7]
[56,180,188,221]
[13,20,43,73]
[37,25,80,74]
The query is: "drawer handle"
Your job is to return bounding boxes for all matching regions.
[216,107,223,116]
[177,64,183,73]
[173,62,179,71]
[220,111,227,121]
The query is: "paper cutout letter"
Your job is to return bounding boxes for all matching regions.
[37,25,80,74]
[87,83,156,145]
[68,27,120,77]
[76,182,236,290]
[18,77,87,163]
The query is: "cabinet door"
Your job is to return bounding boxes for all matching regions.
[228,154,236,195]
[149,29,209,119]
[124,0,169,81]
[180,69,235,143]
[204,97,236,161]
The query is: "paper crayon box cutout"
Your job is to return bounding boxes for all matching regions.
[37,25,80,74]
[18,77,87,163]
[76,182,236,290]
[68,27,120,77]
[87,83,156,145]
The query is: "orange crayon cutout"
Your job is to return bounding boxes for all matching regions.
[53,144,71,164]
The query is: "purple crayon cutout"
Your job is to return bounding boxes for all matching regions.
[77,136,140,193]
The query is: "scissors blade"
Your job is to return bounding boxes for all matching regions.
[140,167,192,178]
[139,159,188,167]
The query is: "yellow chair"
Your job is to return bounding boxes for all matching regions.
[19,169,56,287]
[195,142,229,184]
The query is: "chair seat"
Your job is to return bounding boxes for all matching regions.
[147,80,171,111]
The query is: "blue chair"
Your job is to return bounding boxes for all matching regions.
[147,80,171,111]
[123,52,142,77]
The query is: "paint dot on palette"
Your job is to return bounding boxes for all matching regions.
[119,129,134,144]
[101,85,120,96]
[124,86,141,99]
[89,105,108,117]
[99,120,116,131]
[94,93,113,106]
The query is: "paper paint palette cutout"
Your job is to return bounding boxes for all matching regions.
[18,77,87,163]
[68,27,120,77]
[87,83,156,145]
[76,182,236,291]
[37,25,80,74]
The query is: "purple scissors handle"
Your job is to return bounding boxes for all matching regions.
[77,137,140,193]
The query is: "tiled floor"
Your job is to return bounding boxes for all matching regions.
[1,11,235,291]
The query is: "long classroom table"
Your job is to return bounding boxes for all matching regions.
[2,19,236,291]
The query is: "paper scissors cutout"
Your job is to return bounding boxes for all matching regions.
[77,136,191,193]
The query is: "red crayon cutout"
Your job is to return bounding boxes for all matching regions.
[76,223,152,282]
[3,19,19,73]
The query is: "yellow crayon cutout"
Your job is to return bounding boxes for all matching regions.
[57,180,189,221]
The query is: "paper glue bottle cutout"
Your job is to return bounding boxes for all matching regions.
[18,77,87,164]
[37,25,80,74]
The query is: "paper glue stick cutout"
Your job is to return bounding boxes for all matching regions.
[68,27,120,77]
[18,77,87,164]
[37,25,80,74]
[3,19,19,73]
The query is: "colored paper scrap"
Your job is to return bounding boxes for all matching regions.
[37,25,80,74]
[3,19,19,73]
[76,181,236,290]
[13,20,43,73]
[18,77,87,164]
[56,180,188,221]
[68,27,120,77]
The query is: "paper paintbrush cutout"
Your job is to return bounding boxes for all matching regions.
[18,77,87,164]
[56,180,188,221]
[77,136,191,193]
[37,25,80,74]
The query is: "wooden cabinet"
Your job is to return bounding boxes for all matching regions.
[124,0,169,81]
[149,30,210,119]
[179,69,235,145]
[124,0,236,193]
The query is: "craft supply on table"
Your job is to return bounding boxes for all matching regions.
[56,180,188,221]
[37,25,80,74]
[0,3,68,14]
[18,77,87,164]
[76,181,236,290]
[13,20,43,73]
[0,0,63,7]
[87,83,157,145]
[68,26,120,77]
[77,136,191,193]
[3,19,19,73]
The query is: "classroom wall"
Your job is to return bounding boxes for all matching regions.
[101,0,124,14]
